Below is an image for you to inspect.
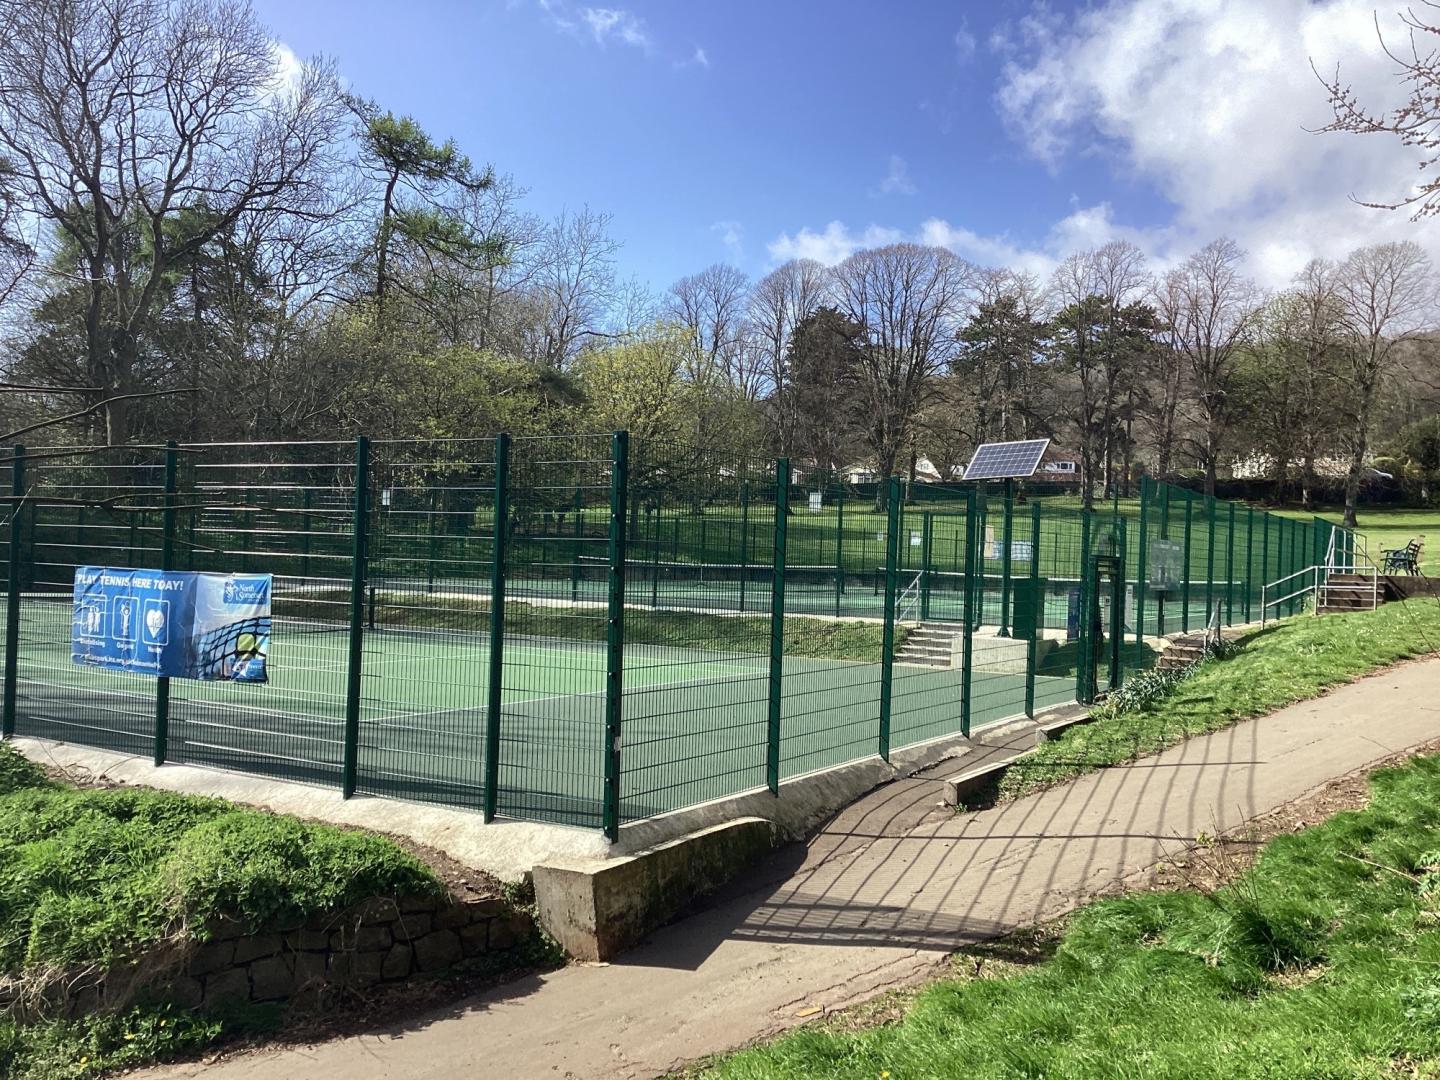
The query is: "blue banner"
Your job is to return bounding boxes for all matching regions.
[72,568,271,682]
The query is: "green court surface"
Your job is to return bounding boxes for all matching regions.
[9,598,1068,827]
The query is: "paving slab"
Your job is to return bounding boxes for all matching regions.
[133,659,1440,1080]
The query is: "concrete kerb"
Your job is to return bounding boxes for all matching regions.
[941,704,1093,806]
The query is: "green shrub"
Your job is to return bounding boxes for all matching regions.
[0,742,54,794]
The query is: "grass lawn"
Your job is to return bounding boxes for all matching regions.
[698,749,1440,1079]
[0,746,445,1079]
[1271,505,1440,575]
[996,597,1440,803]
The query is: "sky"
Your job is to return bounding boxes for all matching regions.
[250,0,1440,291]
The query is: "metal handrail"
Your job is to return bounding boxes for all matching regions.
[896,569,923,624]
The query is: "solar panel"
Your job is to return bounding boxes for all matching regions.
[962,438,1051,481]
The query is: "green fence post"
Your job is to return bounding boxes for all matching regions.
[601,431,629,841]
[1224,502,1236,624]
[878,477,901,761]
[1181,495,1194,633]
[834,487,845,617]
[1135,475,1149,645]
[341,436,371,798]
[570,484,582,603]
[738,480,750,613]
[1244,507,1255,622]
[2,446,25,738]
[1000,479,1014,636]
[920,510,934,622]
[767,459,789,794]
[482,434,511,822]
[152,442,178,766]
[961,490,976,737]
[1204,495,1217,626]
[1078,510,1097,704]
[1261,513,1272,619]
[300,488,313,582]
[1025,501,1040,718]
[1110,516,1126,691]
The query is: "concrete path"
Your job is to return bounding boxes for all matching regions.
[139,659,1440,1080]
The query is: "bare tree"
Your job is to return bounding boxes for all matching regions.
[1157,239,1261,495]
[829,243,974,505]
[1334,240,1434,525]
[528,206,619,368]
[666,263,753,393]
[0,0,347,444]
[748,258,827,454]
[1316,3,1440,217]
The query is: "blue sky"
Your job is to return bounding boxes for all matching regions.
[252,0,1440,290]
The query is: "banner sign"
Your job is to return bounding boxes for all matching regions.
[72,567,271,683]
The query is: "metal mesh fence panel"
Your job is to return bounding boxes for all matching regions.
[493,434,614,828]
[166,441,359,786]
[618,440,775,820]
[12,446,168,756]
[356,439,498,808]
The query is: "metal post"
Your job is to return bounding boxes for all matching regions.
[570,484,582,604]
[300,488,313,583]
[1000,479,1014,636]
[834,488,844,618]
[961,490,976,737]
[1261,512,1272,619]
[738,480,750,613]
[153,442,178,766]
[766,459,789,794]
[1135,475,1149,645]
[1225,502,1236,624]
[601,431,629,841]
[920,510,934,622]
[1204,495,1216,628]
[425,489,439,595]
[1076,511,1091,703]
[1181,496,1194,633]
[1025,501,1040,719]
[2,446,25,738]
[1110,517,1125,691]
[483,434,511,822]
[341,436,371,798]
[878,477,901,760]
[1244,506,1255,623]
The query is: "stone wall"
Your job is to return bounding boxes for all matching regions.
[7,892,535,1020]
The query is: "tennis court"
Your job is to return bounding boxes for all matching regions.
[10,592,1068,825]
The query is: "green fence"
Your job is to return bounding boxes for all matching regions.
[0,437,1336,838]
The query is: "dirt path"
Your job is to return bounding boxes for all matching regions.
[136,659,1440,1080]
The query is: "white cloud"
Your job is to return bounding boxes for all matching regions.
[580,7,651,50]
[954,20,977,65]
[872,154,917,198]
[675,46,710,71]
[711,220,743,260]
[767,203,1171,279]
[767,221,905,265]
[265,41,305,97]
[992,0,1440,286]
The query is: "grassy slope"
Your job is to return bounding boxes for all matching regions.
[0,746,443,1078]
[1000,598,1440,803]
[703,752,1440,1080]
